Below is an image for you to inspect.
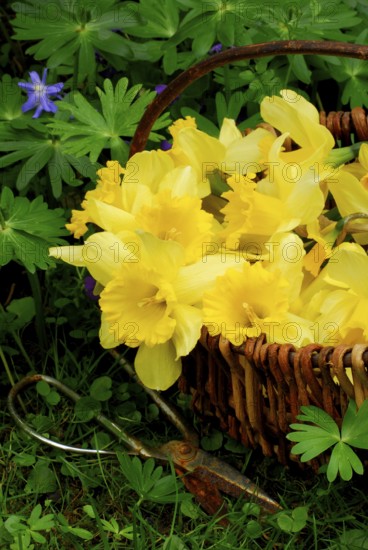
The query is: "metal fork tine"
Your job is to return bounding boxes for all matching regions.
[7,374,166,460]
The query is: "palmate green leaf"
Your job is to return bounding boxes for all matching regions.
[25,460,58,494]
[287,430,338,462]
[48,78,171,164]
[294,405,341,435]
[120,0,179,38]
[0,187,68,272]
[287,406,340,461]
[327,441,364,482]
[324,29,368,109]
[11,0,134,85]
[254,0,361,42]
[288,400,368,480]
[27,504,55,532]
[168,0,241,49]
[117,453,186,504]
[0,125,98,197]
[341,399,368,449]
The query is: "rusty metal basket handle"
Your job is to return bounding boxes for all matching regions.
[129,39,368,157]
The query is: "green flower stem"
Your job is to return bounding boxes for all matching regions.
[10,331,34,371]
[0,345,26,413]
[26,271,47,350]
[0,302,33,370]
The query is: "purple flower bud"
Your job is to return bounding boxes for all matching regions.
[84,276,99,301]
[160,140,172,151]
[210,43,223,54]
[155,84,168,94]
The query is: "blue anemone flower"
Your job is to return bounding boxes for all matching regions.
[18,69,64,118]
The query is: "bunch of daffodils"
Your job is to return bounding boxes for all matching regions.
[50,90,368,390]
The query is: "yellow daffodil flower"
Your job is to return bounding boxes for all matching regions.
[168,116,273,197]
[260,89,335,169]
[219,174,298,253]
[327,151,368,244]
[51,231,247,390]
[299,243,368,345]
[203,234,313,347]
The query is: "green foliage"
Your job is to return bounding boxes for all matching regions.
[0,187,68,272]
[320,30,368,107]
[120,0,180,39]
[254,0,361,41]
[3,1,368,548]
[117,453,188,505]
[0,122,99,198]
[11,0,133,86]
[0,75,23,121]
[36,380,61,406]
[287,399,368,482]
[200,428,223,451]
[276,506,309,533]
[90,375,112,401]
[74,396,101,421]
[48,78,171,164]
[25,459,58,494]
[0,297,35,339]
[3,504,55,549]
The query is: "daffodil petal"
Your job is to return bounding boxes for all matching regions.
[219,118,242,147]
[264,233,305,303]
[323,243,368,296]
[359,143,368,171]
[173,254,244,304]
[86,198,138,233]
[328,168,368,217]
[49,244,86,266]
[261,90,334,154]
[171,304,202,358]
[223,128,272,174]
[49,232,138,286]
[135,341,182,390]
[125,150,175,192]
[99,312,120,349]
[159,165,199,197]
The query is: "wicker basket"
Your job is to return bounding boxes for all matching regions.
[130,40,368,469]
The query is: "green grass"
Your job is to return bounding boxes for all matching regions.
[2,340,368,549]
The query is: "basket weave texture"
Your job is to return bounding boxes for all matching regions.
[179,330,368,468]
